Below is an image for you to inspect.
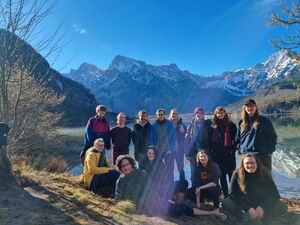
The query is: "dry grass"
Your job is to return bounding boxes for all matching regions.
[7,162,300,225]
[45,157,67,173]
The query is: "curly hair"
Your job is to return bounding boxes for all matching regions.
[115,155,137,172]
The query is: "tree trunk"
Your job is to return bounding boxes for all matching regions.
[0,146,16,186]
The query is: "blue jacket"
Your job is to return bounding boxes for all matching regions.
[150,119,176,153]
[237,115,277,154]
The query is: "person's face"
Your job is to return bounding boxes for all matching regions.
[216,110,225,120]
[139,113,148,123]
[195,111,204,121]
[147,149,155,161]
[198,151,209,165]
[96,109,106,117]
[156,111,165,121]
[174,192,185,204]
[170,110,179,120]
[243,156,258,173]
[244,104,257,117]
[120,159,133,176]
[118,114,126,124]
[94,141,105,151]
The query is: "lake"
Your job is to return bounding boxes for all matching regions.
[65,114,300,198]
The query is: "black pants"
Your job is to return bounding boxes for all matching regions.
[220,171,233,197]
[222,195,287,223]
[188,186,221,208]
[90,170,120,197]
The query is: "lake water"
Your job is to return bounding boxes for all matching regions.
[65,114,300,198]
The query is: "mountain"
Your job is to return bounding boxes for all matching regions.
[0,29,98,126]
[64,50,300,115]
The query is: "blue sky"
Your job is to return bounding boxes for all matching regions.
[39,0,294,75]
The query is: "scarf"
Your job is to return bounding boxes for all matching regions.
[91,149,106,167]
[213,121,231,147]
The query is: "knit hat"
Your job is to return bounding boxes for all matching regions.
[194,107,204,115]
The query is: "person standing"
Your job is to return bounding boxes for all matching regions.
[236,99,277,171]
[80,105,110,164]
[185,107,211,186]
[110,112,132,164]
[150,108,176,183]
[132,110,151,165]
[169,108,187,181]
[210,106,237,197]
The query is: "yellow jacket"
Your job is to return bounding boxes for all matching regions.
[80,149,113,189]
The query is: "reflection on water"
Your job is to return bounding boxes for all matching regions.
[65,114,300,198]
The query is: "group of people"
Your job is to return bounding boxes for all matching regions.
[79,99,287,224]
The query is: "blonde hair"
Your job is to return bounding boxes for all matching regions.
[93,138,104,147]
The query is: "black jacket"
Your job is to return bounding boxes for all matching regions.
[210,122,237,172]
[237,116,277,154]
[229,170,280,211]
[132,121,152,163]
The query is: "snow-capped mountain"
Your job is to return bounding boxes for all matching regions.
[63,50,300,115]
[205,49,300,96]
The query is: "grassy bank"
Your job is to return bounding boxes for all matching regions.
[0,161,298,225]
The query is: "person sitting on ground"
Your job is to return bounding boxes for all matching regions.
[115,155,149,213]
[80,138,120,197]
[140,146,164,180]
[167,180,227,221]
[187,149,222,210]
[222,153,287,224]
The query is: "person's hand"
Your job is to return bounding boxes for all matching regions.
[256,206,264,219]
[195,187,201,195]
[248,207,258,219]
[186,156,192,161]
[179,124,185,133]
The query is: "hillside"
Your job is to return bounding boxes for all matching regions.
[226,77,300,114]
[0,29,98,126]
[0,157,298,225]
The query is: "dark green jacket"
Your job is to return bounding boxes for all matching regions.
[115,169,148,208]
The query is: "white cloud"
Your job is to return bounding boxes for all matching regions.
[72,24,87,34]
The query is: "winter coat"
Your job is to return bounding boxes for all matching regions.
[132,121,152,163]
[80,149,113,189]
[229,170,280,211]
[210,122,237,173]
[84,115,110,149]
[150,119,176,153]
[185,119,211,157]
[237,116,277,155]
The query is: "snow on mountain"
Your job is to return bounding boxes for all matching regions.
[205,49,300,95]
[63,50,300,115]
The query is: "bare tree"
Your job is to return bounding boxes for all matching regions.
[269,1,300,49]
[0,0,64,183]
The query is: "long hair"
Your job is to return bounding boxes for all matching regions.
[212,106,231,129]
[196,149,214,179]
[236,153,271,193]
[241,106,259,133]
